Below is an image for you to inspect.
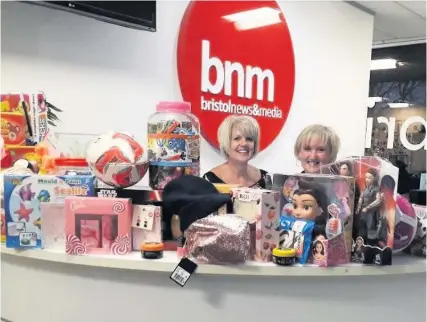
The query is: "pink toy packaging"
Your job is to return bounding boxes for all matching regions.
[265,173,355,266]
[40,202,65,250]
[320,156,398,265]
[65,196,132,256]
[131,205,162,250]
[231,188,280,262]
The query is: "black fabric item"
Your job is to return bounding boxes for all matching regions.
[162,175,232,232]
[202,169,268,189]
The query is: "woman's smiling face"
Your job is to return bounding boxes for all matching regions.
[298,135,330,173]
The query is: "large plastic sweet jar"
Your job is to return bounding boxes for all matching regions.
[147,101,200,190]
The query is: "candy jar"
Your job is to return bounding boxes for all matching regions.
[147,101,200,190]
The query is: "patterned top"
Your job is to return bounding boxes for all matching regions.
[203,169,268,189]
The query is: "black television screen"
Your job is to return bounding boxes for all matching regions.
[26,1,156,32]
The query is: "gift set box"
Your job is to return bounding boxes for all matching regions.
[3,174,95,248]
[95,187,164,250]
[40,202,65,250]
[231,188,280,262]
[65,197,132,255]
[266,173,355,266]
[320,156,398,265]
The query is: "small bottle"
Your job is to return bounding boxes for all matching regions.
[147,101,200,190]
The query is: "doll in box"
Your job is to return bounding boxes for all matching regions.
[355,168,387,247]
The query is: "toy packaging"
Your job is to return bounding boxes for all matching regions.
[40,202,65,250]
[1,92,48,143]
[1,113,27,145]
[320,156,398,265]
[231,188,280,262]
[131,205,162,250]
[280,215,315,264]
[265,173,355,264]
[3,174,95,248]
[65,196,132,255]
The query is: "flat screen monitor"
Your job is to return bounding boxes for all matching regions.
[24,1,156,32]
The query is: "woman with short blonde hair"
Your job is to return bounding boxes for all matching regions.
[203,115,267,188]
[294,124,340,173]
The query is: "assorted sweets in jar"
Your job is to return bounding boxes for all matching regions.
[147,101,200,190]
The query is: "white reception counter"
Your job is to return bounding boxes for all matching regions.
[1,246,426,322]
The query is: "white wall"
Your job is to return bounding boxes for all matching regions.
[1,1,374,182]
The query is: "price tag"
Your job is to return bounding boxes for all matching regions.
[170,257,198,287]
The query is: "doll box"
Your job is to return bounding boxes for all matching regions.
[265,173,355,259]
[3,174,95,249]
[320,156,399,264]
[65,196,132,255]
[311,234,348,267]
[231,188,280,262]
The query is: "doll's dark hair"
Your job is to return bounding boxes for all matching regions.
[338,161,353,175]
[293,182,329,238]
[312,240,325,255]
[366,168,379,186]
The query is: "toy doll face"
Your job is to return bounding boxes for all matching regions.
[228,127,254,163]
[356,238,363,247]
[339,164,350,176]
[291,193,321,220]
[365,172,374,186]
[315,242,323,253]
[298,136,330,173]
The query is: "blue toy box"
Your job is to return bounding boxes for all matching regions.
[4,174,95,249]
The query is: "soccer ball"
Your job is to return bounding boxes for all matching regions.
[86,131,148,188]
[393,194,418,253]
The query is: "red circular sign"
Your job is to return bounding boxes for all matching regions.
[177,0,295,152]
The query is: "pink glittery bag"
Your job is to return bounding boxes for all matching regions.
[185,215,251,264]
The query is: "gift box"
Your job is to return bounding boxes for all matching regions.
[65,196,132,255]
[40,202,65,250]
[266,173,355,262]
[231,188,280,262]
[3,174,95,249]
[95,187,171,247]
[311,234,348,267]
[320,156,398,265]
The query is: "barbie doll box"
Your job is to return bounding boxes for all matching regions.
[231,188,280,262]
[265,173,355,260]
[320,156,398,265]
[65,196,132,256]
[3,174,95,249]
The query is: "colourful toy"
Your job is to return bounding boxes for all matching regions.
[231,188,280,262]
[393,194,417,253]
[65,196,132,255]
[266,173,355,265]
[86,131,148,188]
[321,156,399,265]
[3,174,95,248]
[1,113,27,145]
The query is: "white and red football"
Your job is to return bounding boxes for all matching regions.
[86,131,148,188]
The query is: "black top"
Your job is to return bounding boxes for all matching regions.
[203,169,268,189]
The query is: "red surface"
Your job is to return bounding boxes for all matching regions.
[177,0,295,152]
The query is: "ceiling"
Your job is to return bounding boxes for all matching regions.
[351,1,426,47]
[370,43,426,83]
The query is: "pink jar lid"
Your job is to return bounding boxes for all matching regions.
[156,101,191,113]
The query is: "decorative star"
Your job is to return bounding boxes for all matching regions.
[14,203,33,222]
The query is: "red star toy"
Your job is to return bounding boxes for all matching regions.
[14,203,33,222]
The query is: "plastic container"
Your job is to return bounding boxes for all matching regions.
[54,158,91,175]
[141,242,164,259]
[272,248,296,266]
[147,101,200,189]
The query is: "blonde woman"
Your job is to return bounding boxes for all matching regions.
[203,115,267,188]
[294,124,340,174]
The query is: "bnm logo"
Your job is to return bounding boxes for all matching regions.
[201,40,275,102]
[176,1,295,151]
